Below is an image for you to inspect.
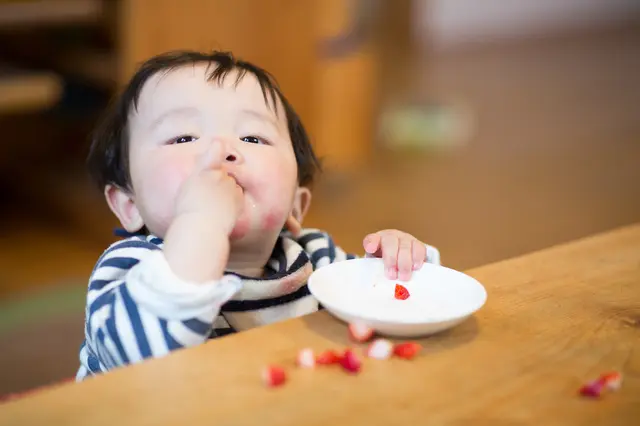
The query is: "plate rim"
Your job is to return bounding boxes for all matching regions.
[308,258,488,325]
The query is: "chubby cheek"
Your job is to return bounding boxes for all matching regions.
[231,195,287,240]
[132,152,193,236]
[243,157,297,232]
[261,210,284,232]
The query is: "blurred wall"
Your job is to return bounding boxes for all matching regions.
[415,0,640,49]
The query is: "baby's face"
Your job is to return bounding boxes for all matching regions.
[126,64,298,242]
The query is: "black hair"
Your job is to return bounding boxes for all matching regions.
[87,50,321,192]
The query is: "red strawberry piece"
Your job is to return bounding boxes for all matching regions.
[393,342,421,359]
[316,349,341,365]
[296,348,316,369]
[339,349,362,374]
[262,365,286,387]
[394,283,410,300]
[599,371,622,391]
[579,380,604,398]
[365,338,393,360]
[348,322,374,343]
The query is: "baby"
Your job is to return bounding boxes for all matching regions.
[77,50,440,380]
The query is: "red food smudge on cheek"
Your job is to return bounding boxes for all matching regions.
[261,210,284,232]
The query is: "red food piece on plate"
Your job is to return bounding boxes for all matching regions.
[316,350,341,365]
[339,349,362,374]
[394,283,410,300]
[348,322,374,343]
[262,365,286,387]
[296,348,316,369]
[393,342,421,359]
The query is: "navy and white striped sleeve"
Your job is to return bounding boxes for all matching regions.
[295,229,356,270]
[80,237,241,377]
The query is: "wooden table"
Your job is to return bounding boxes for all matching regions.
[1,224,639,425]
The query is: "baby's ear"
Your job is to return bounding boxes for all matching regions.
[105,184,144,233]
[292,186,312,223]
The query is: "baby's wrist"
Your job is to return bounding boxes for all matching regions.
[164,213,231,283]
[173,211,234,236]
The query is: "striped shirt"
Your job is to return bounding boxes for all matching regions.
[76,228,440,381]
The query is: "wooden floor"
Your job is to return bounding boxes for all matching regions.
[1,24,639,300]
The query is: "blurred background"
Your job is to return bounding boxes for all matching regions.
[0,0,639,396]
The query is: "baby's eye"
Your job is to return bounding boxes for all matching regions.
[240,136,268,145]
[173,135,197,144]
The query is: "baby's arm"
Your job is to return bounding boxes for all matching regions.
[80,237,240,376]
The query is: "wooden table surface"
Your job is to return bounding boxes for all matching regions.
[1,224,639,425]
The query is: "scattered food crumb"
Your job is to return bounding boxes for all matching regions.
[316,349,341,365]
[339,349,362,374]
[262,365,286,387]
[262,326,426,388]
[579,380,605,398]
[393,342,422,360]
[600,371,622,391]
[579,371,623,398]
[296,348,316,369]
[365,339,394,360]
[348,322,374,343]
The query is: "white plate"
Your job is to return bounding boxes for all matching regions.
[308,258,487,337]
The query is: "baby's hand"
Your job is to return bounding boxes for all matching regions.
[363,230,426,281]
[174,142,243,235]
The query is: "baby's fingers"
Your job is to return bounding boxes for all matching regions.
[363,233,382,257]
[412,241,426,271]
[397,238,414,281]
[382,234,399,279]
[197,142,225,172]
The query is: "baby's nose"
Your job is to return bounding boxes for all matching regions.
[222,144,243,164]
[211,137,242,164]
